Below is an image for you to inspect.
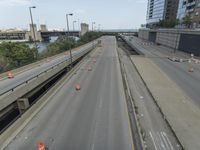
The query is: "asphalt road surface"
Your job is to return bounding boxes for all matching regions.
[117,44,181,150]
[123,36,200,108]
[5,36,133,150]
[0,43,94,95]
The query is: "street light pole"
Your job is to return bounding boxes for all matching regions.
[29,6,38,58]
[66,13,73,67]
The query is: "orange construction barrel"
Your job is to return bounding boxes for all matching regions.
[75,83,81,90]
[37,142,45,150]
[7,71,14,79]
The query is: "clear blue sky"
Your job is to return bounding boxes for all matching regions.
[0,0,147,30]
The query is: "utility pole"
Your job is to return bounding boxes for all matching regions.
[66,13,73,67]
[29,6,38,58]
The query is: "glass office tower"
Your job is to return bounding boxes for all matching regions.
[177,0,187,20]
[146,0,166,24]
[146,0,179,25]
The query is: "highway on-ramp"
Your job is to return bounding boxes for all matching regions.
[5,36,133,150]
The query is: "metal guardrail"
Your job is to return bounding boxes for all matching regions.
[0,42,97,97]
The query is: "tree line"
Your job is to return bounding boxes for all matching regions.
[147,15,192,28]
[0,32,102,73]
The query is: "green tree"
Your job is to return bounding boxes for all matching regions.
[40,36,76,58]
[0,42,36,69]
[158,19,178,28]
[183,15,192,28]
[78,32,103,45]
[40,32,102,58]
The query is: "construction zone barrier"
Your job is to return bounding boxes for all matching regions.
[75,83,81,90]
[7,71,14,79]
[37,142,45,150]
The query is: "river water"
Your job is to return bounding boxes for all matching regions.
[27,36,58,53]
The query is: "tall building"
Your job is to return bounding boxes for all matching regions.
[29,24,42,41]
[146,0,179,26]
[177,0,200,27]
[80,23,89,36]
[40,24,48,32]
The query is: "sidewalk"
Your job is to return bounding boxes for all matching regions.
[131,55,200,150]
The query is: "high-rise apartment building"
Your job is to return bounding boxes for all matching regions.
[146,0,179,26]
[177,0,200,27]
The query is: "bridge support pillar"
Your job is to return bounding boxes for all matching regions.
[17,98,30,113]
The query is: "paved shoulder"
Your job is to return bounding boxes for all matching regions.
[131,56,200,150]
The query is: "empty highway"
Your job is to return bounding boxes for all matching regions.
[0,42,94,95]
[117,42,181,150]
[123,36,200,108]
[5,36,133,150]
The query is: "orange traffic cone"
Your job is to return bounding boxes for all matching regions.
[75,83,81,90]
[7,71,14,79]
[37,142,45,150]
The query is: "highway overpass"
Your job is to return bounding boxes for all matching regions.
[0,30,80,42]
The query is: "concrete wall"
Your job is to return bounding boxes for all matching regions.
[138,29,149,40]
[156,30,180,49]
[138,28,200,55]
[81,23,89,36]
[138,29,157,43]
[29,24,42,42]
[40,24,48,32]
[179,34,200,56]
[0,41,97,112]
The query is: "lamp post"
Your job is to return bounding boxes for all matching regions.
[92,22,95,31]
[66,13,73,67]
[29,6,38,58]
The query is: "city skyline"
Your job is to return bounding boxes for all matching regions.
[0,0,147,30]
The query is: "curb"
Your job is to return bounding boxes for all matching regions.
[117,47,145,150]
[129,56,184,150]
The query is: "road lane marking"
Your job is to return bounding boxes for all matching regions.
[149,131,158,150]
[160,132,170,150]
[157,132,166,150]
[140,96,144,99]
[162,132,174,150]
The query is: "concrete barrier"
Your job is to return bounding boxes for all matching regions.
[0,48,92,149]
[0,41,97,112]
